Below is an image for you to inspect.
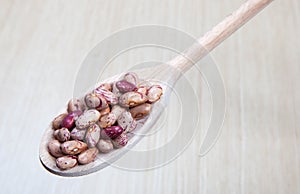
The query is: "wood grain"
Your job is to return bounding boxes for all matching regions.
[0,0,299,193]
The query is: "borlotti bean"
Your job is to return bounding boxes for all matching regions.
[98,113,117,128]
[147,85,163,103]
[61,140,88,155]
[124,72,139,85]
[112,133,129,148]
[97,139,113,153]
[67,98,85,113]
[56,156,78,170]
[61,110,82,129]
[116,80,137,93]
[70,127,86,141]
[85,124,101,148]
[119,91,148,107]
[99,106,110,116]
[49,72,163,170]
[52,113,68,130]
[48,140,64,158]
[54,128,70,142]
[78,148,99,165]
[129,103,152,120]
[117,111,137,133]
[75,109,101,129]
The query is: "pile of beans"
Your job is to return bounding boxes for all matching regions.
[47,72,163,170]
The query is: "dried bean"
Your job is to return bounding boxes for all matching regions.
[75,109,101,129]
[70,127,86,141]
[147,85,163,103]
[129,103,151,120]
[67,98,85,113]
[85,124,101,148]
[61,110,82,129]
[54,128,70,142]
[61,140,87,155]
[48,140,64,158]
[96,139,113,153]
[117,111,137,133]
[56,156,77,170]
[112,133,128,148]
[116,80,137,93]
[98,113,117,128]
[101,126,124,139]
[119,92,148,107]
[78,148,99,165]
[123,72,139,85]
[52,113,68,130]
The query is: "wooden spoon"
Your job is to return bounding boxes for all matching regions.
[40,0,273,176]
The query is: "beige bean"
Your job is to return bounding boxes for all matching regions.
[61,140,88,155]
[98,113,117,128]
[78,148,99,165]
[56,156,77,170]
[48,139,64,158]
[75,109,101,129]
[53,128,70,142]
[96,139,113,153]
[119,92,148,107]
[129,103,152,120]
[52,113,68,130]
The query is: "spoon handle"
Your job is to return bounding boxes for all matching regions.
[168,0,273,72]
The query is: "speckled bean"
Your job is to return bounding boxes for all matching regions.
[54,128,70,142]
[147,85,163,103]
[111,105,126,119]
[119,92,148,107]
[101,126,124,139]
[85,93,108,110]
[98,113,117,128]
[78,148,99,165]
[94,88,118,105]
[116,80,137,93]
[97,83,112,91]
[123,72,139,85]
[117,111,137,133]
[67,98,86,113]
[129,103,152,120]
[70,127,86,141]
[85,124,101,148]
[100,106,110,116]
[96,139,113,153]
[56,156,77,170]
[112,133,128,148]
[136,86,148,95]
[48,139,64,158]
[75,109,101,129]
[52,113,68,130]
[61,140,88,155]
[61,110,83,129]
[112,82,122,97]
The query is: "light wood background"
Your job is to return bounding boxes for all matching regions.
[0,0,299,193]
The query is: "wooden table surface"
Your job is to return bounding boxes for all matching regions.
[0,0,299,193]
